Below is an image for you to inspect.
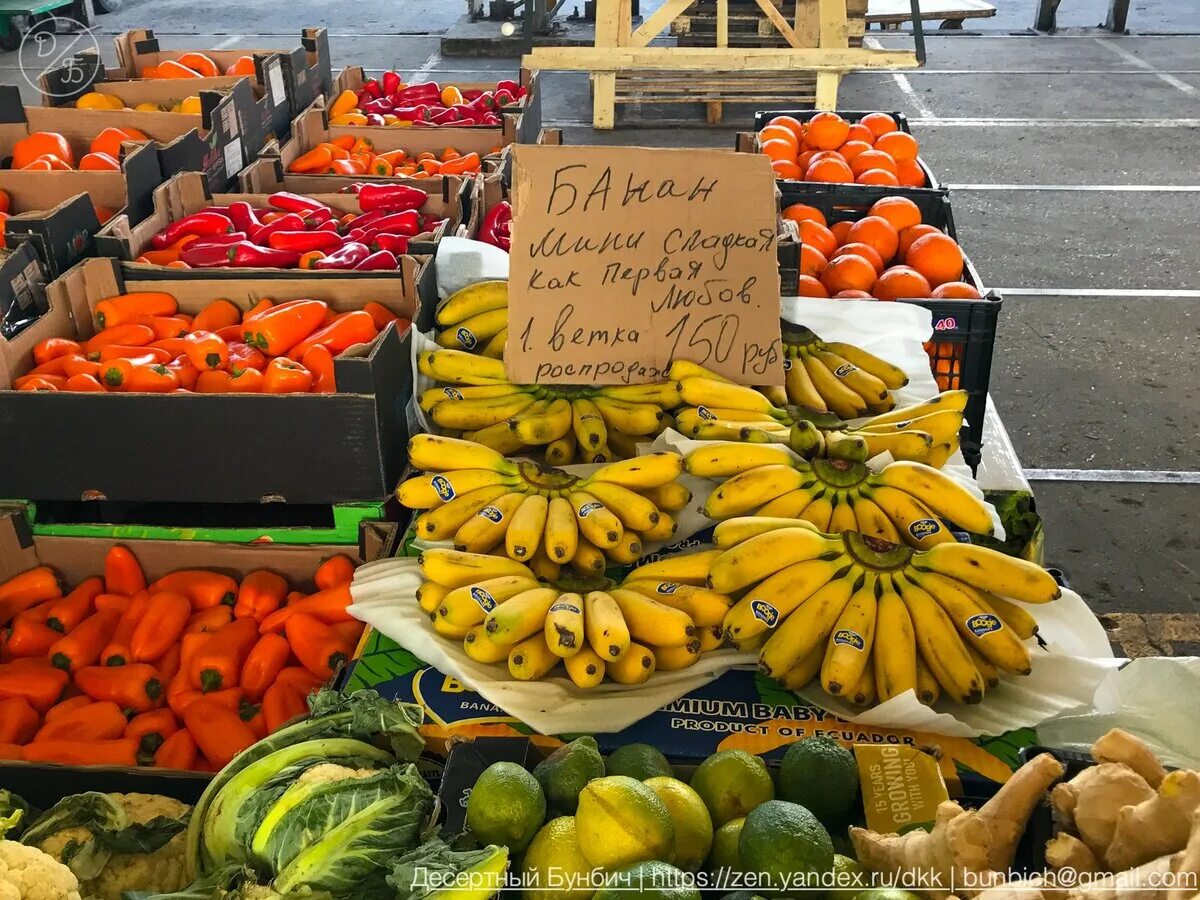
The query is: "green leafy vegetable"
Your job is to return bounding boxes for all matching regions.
[123,864,253,900]
[22,791,128,878]
[0,789,30,839]
[94,811,191,855]
[387,839,510,900]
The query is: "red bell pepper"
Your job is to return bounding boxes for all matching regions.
[360,79,383,100]
[229,243,302,268]
[371,210,420,237]
[359,98,395,116]
[311,242,371,270]
[461,88,485,101]
[392,105,431,123]
[357,183,427,213]
[429,107,463,125]
[382,70,403,96]
[151,212,233,250]
[364,114,387,127]
[268,193,330,216]
[479,200,512,252]
[267,230,344,253]
[493,88,516,107]
[227,201,263,236]
[354,250,398,270]
[186,232,248,247]
[252,213,306,245]
[303,207,335,227]
[372,234,409,255]
[396,82,441,104]
[497,79,522,94]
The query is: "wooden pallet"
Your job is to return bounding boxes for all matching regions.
[673,0,865,47]
[615,70,818,105]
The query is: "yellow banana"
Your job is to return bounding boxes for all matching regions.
[453,491,525,553]
[914,543,1062,603]
[508,634,560,680]
[580,442,615,465]
[827,490,858,533]
[678,406,781,429]
[756,485,823,519]
[854,431,933,465]
[570,397,607,450]
[639,513,677,543]
[850,494,902,544]
[848,656,877,706]
[967,643,1000,690]
[915,651,940,705]
[432,615,472,640]
[436,280,508,326]
[873,461,994,535]
[592,397,664,436]
[722,556,851,642]
[610,588,696,647]
[699,626,724,653]
[569,538,607,575]
[481,328,507,360]
[484,586,559,643]
[924,441,957,470]
[859,409,963,445]
[820,341,910,390]
[866,484,956,550]
[607,531,643,565]
[605,428,642,461]
[814,349,890,406]
[418,348,508,385]
[914,570,1032,675]
[784,353,828,412]
[584,591,630,660]
[506,494,550,560]
[465,421,530,455]
[873,581,917,703]
[580,481,661,532]
[821,573,879,697]
[463,625,511,664]
[690,421,784,442]
[622,581,733,628]
[861,391,968,429]
[984,593,1040,641]
[419,548,534,588]
[798,493,834,531]
[704,465,810,519]
[778,643,825,691]
[436,307,508,350]
[608,641,657,684]
[529,548,561,582]
[758,573,857,679]
[655,641,702,671]
[712,515,817,548]
[544,593,584,657]
[708,527,837,593]
[627,549,723,586]
[641,482,691,513]
[543,496,579,562]
[760,384,789,408]
[800,348,867,420]
[596,382,682,407]
[439,575,541,627]
[565,646,606,688]
[397,469,519,509]
[590,452,683,489]
[417,581,449,614]
[419,383,529,412]
[569,491,624,549]
[414,484,512,541]
[430,393,537,430]
[511,397,572,445]
[668,359,727,382]
[679,377,777,415]
[408,433,517,475]
[895,574,984,705]
[684,443,793,479]
[545,429,577,467]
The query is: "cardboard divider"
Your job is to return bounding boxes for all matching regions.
[97,170,457,269]
[114,27,334,122]
[0,252,436,504]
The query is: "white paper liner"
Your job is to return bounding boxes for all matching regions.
[434,236,510,301]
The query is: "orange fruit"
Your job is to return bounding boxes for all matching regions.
[798,220,838,258]
[869,196,922,232]
[761,138,798,163]
[830,221,854,245]
[766,115,806,143]
[821,255,877,294]
[782,203,826,227]
[846,123,875,145]
[849,150,897,177]
[860,113,898,138]
[800,244,829,278]
[931,281,982,299]
[806,112,850,151]
[831,242,885,273]
[771,159,803,180]
[906,233,964,286]
[846,216,899,264]
[833,289,873,299]
[806,157,853,183]
[873,266,932,300]
[796,275,830,298]
[874,131,919,162]
[857,169,899,186]
[797,150,820,172]
[759,126,799,152]
[838,140,872,163]
[896,158,927,187]
[897,224,941,261]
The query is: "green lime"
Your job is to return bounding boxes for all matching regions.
[644,776,714,872]
[707,817,744,873]
[778,737,860,827]
[532,736,605,816]
[465,761,546,853]
[689,750,775,826]
[738,800,834,897]
[593,860,701,900]
[828,854,868,900]
[606,743,674,780]
[575,775,675,870]
[521,816,598,900]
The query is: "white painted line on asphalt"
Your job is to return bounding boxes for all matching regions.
[211,35,244,50]
[1093,37,1198,95]
[998,287,1200,297]
[1025,469,1200,485]
[912,118,1200,126]
[406,51,441,82]
[949,184,1200,191]
[865,37,936,118]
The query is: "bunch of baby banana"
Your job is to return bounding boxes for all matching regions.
[709,522,1058,708]
[416,547,730,687]
[434,280,509,358]
[780,326,908,418]
[685,442,994,547]
[417,349,681,463]
[398,435,693,578]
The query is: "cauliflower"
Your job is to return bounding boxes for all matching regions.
[294,766,377,787]
[78,795,190,900]
[0,840,82,900]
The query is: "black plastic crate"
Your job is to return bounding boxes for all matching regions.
[752,109,940,190]
[776,181,1000,471]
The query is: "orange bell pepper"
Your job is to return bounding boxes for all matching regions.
[191,617,259,692]
[260,583,353,633]
[440,152,481,175]
[183,330,229,371]
[44,695,93,721]
[183,697,257,768]
[0,663,69,712]
[23,739,137,766]
[176,52,219,77]
[234,570,288,621]
[12,132,74,170]
[262,357,313,394]
[154,728,197,769]
[45,576,104,633]
[285,614,353,679]
[6,612,60,658]
[276,665,323,696]
[0,696,39,744]
[105,545,147,595]
[48,610,120,673]
[314,555,357,591]
[243,299,328,356]
[94,593,132,615]
[151,570,237,608]
[101,591,152,666]
[289,146,333,174]
[240,633,290,702]
[33,700,127,742]
[94,292,178,330]
[0,567,62,625]
[301,345,336,393]
[85,324,156,356]
[125,363,180,393]
[32,337,82,366]
[192,299,241,332]
[125,708,179,757]
[195,370,232,393]
[287,309,378,361]
[262,682,307,733]
[131,592,191,662]
[75,663,165,714]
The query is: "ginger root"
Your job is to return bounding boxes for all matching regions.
[1093,729,1167,789]
[1046,834,1100,874]
[1051,764,1156,859]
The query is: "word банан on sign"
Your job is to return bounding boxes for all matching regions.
[508,145,784,386]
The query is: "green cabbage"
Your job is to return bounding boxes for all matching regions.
[271,779,434,900]
[387,839,510,900]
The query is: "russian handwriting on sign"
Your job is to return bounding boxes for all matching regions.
[508,145,785,386]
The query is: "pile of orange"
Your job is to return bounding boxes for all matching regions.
[758,112,926,187]
[783,195,982,301]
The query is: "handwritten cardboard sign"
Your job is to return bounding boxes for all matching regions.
[508,145,784,386]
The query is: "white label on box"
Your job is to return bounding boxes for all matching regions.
[267,60,286,106]
[224,137,244,176]
[222,102,239,138]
